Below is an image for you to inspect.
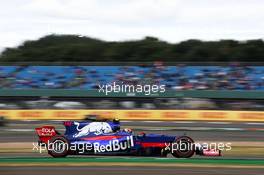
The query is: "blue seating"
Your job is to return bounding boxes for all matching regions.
[0,66,262,90]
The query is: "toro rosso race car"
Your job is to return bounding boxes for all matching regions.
[35,119,221,158]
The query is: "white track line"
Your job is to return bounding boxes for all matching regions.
[206,122,232,124]
[171,121,195,124]
[140,121,167,123]
[246,122,264,125]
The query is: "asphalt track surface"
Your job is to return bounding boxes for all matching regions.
[2,166,264,175]
[0,157,264,175]
[0,120,264,175]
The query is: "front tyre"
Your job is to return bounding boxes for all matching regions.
[171,136,195,158]
[47,136,69,158]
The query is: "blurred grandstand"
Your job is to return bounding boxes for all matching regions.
[0,63,263,90]
[0,63,263,110]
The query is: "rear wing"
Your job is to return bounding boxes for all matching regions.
[35,126,57,144]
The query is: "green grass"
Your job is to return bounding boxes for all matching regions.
[0,157,264,166]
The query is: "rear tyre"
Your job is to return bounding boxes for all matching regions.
[160,148,169,157]
[47,136,69,158]
[171,136,195,158]
[0,116,6,126]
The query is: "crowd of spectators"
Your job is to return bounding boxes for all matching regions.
[0,63,263,90]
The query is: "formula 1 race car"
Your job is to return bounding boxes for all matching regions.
[35,119,221,158]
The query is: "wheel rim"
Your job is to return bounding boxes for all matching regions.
[171,136,195,158]
[52,139,67,154]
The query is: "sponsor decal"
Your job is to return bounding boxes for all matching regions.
[33,136,134,154]
[202,149,221,156]
[36,126,56,137]
[40,128,55,136]
[200,112,227,119]
[53,111,79,118]
[93,136,134,153]
[239,113,264,120]
[125,111,151,118]
[162,111,188,119]
[19,111,43,118]
[73,122,113,137]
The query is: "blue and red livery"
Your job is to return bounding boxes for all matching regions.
[35,119,221,158]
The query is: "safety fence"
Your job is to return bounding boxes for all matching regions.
[1,110,264,122]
